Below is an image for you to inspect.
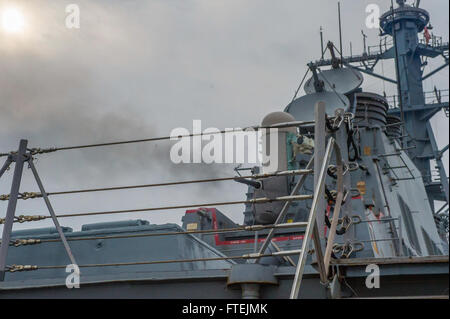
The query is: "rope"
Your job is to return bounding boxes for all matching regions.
[0,121,316,157]
[0,215,47,225]
[0,169,312,200]
[11,239,42,247]
[19,192,41,200]
[6,250,303,272]
[347,124,361,161]
[11,194,313,221]
[29,148,57,155]
[6,222,306,245]
[7,265,38,272]
[16,215,47,223]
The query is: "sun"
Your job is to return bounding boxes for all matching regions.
[1,7,25,33]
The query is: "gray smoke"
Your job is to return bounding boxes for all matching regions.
[0,0,447,231]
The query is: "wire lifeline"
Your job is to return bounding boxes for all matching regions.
[0,169,313,200]
[0,121,317,157]
[4,222,307,245]
[13,194,314,220]
[10,239,42,247]
[6,250,303,272]
[0,215,47,225]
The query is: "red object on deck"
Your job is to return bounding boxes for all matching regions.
[186,208,303,245]
[424,26,431,45]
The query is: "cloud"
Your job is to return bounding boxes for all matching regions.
[0,0,448,231]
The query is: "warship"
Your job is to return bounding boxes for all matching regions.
[0,0,448,299]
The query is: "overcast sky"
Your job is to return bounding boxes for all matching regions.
[0,0,448,231]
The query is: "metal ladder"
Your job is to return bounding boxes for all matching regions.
[289,136,345,299]
[380,152,416,181]
[253,102,347,299]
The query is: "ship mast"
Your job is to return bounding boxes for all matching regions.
[309,0,449,211]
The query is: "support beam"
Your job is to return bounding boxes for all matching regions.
[426,123,449,203]
[0,140,28,281]
[28,158,78,266]
[420,107,442,121]
[290,137,335,299]
[256,157,314,258]
[0,157,12,180]
[389,102,449,114]
[312,225,328,283]
[315,101,326,236]
[312,101,328,284]
[343,62,397,84]
[323,144,344,276]
[421,61,449,81]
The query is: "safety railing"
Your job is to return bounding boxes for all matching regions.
[0,102,354,301]
[289,103,349,299]
[333,217,403,258]
[386,89,449,109]
[0,119,320,281]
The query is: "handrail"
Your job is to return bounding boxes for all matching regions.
[290,137,336,299]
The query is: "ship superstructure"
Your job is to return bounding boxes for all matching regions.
[0,0,448,299]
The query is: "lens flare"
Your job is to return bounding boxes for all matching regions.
[2,7,25,33]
